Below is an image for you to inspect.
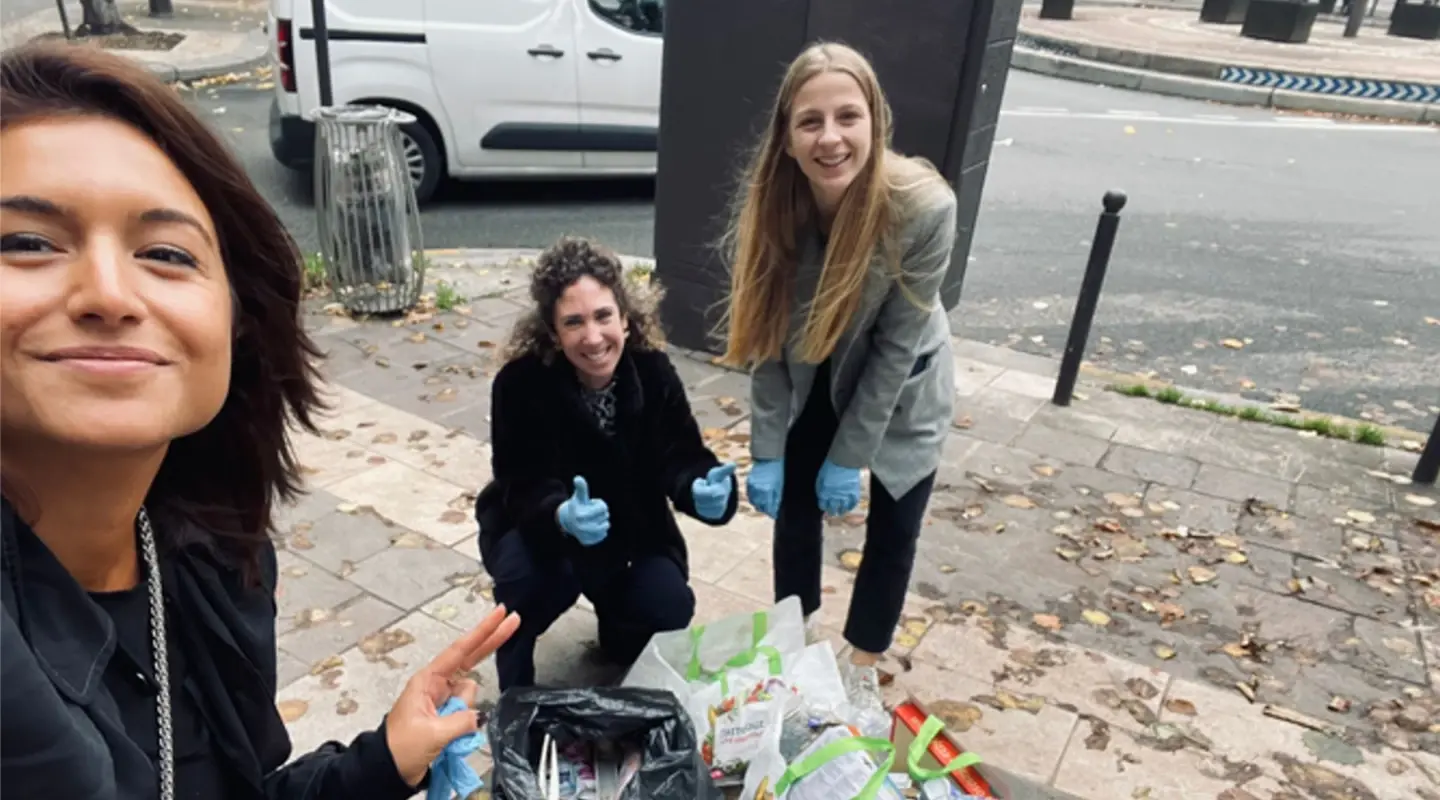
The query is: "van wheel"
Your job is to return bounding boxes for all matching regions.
[398,123,442,205]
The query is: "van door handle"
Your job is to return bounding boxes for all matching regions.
[527,45,565,57]
[586,48,622,61]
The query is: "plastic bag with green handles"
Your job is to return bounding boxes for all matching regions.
[741,722,905,800]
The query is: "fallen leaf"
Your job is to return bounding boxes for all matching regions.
[336,502,360,514]
[1001,494,1037,509]
[938,564,957,574]
[902,618,930,637]
[1155,602,1186,623]
[1403,494,1436,508]
[1033,613,1063,631]
[358,629,415,661]
[1226,552,1249,564]
[431,604,459,622]
[335,695,360,715]
[893,631,921,649]
[371,432,398,445]
[438,509,468,525]
[838,550,863,571]
[1222,642,1249,659]
[1345,509,1376,524]
[1215,536,1240,549]
[277,699,309,722]
[1187,566,1217,585]
[1164,698,1197,716]
[1221,338,1245,350]
[1154,645,1177,660]
[336,560,356,578]
[1055,546,1084,561]
[294,607,333,627]
[1126,678,1160,700]
[1082,609,1112,627]
[391,531,429,548]
[1327,696,1352,713]
[1104,492,1139,508]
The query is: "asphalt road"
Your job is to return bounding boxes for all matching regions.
[187,72,1439,431]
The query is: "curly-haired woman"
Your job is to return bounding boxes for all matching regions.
[720,42,958,696]
[474,237,739,690]
[0,41,520,800]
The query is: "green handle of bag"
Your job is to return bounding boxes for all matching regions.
[906,716,982,781]
[684,611,769,682]
[775,735,896,799]
[717,645,783,696]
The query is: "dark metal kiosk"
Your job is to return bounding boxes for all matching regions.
[651,0,1025,352]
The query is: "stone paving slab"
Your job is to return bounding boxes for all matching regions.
[273,255,1440,798]
[1020,6,1440,85]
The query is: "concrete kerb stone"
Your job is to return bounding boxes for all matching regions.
[1010,44,1436,122]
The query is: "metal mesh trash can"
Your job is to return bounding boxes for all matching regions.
[313,105,425,315]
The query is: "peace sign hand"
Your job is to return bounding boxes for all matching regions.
[383,605,522,787]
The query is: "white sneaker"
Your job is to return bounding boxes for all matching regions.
[839,658,892,739]
[803,613,823,645]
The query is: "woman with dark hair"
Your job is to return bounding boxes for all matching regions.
[0,41,519,800]
[474,236,739,691]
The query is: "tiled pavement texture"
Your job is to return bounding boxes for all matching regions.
[1020,6,1440,84]
[274,254,1440,799]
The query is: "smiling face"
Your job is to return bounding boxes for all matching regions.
[554,275,628,388]
[0,115,233,454]
[785,69,874,219]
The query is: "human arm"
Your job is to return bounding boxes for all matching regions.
[489,360,572,560]
[748,358,792,462]
[652,353,740,525]
[828,194,958,470]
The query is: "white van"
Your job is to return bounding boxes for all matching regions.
[267,0,664,203]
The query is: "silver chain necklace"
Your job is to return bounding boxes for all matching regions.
[137,506,176,800]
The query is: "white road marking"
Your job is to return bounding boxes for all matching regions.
[1107,109,1160,116]
[999,109,1434,133]
[1013,106,1072,114]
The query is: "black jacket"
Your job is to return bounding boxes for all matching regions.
[0,501,416,800]
[475,348,738,580]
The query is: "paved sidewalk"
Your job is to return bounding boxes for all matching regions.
[0,0,267,84]
[273,250,1439,798]
[1015,5,1440,121]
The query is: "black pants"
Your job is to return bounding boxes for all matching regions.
[773,359,936,655]
[483,533,695,691]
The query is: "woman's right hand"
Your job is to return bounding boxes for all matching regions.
[746,459,785,519]
[556,476,610,546]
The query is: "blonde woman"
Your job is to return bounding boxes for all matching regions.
[720,42,958,692]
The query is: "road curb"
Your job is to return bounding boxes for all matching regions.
[1010,45,1437,122]
[417,247,1432,444]
[147,51,270,85]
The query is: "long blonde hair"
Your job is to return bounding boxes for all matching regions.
[717,41,948,368]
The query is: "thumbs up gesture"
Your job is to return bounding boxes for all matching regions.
[691,462,737,522]
[557,476,610,546]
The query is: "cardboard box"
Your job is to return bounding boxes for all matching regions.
[889,700,994,797]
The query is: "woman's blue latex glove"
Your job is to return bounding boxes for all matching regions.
[556,476,610,546]
[692,462,737,521]
[746,459,784,519]
[424,697,485,800]
[815,460,862,517]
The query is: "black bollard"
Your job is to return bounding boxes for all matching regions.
[311,0,334,107]
[149,0,174,17]
[1052,190,1127,407]
[1040,0,1076,19]
[1414,414,1440,486]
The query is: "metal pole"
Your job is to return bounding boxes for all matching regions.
[310,0,334,107]
[1413,414,1440,486]
[1052,190,1127,407]
[1344,0,1366,36]
[148,0,173,17]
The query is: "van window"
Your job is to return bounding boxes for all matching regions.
[589,0,663,35]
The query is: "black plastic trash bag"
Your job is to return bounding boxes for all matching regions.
[488,685,721,800]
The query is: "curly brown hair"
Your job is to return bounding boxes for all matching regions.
[502,236,667,364]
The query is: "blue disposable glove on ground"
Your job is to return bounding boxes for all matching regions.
[815,459,862,517]
[425,697,484,800]
[746,459,784,519]
[691,462,737,521]
[556,476,610,546]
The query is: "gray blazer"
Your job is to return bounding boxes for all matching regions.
[749,189,958,500]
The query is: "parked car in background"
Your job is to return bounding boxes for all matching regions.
[267,0,664,203]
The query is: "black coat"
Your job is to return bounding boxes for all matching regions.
[0,501,416,800]
[475,348,738,581]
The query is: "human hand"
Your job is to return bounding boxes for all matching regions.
[691,462,737,521]
[384,605,522,788]
[815,459,862,517]
[556,476,610,546]
[746,459,784,519]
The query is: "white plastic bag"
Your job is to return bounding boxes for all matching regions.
[741,722,904,800]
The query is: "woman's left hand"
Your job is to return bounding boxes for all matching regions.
[691,462,737,521]
[816,460,862,517]
[384,605,521,787]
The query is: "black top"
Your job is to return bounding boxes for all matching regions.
[90,577,231,800]
[0,500,419,800]
[474,348,740,583]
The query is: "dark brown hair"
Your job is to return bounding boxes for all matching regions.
[502,236,666,364]
[0,40,325,579]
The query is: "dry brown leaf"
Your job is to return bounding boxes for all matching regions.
[335,695,360,715]
[1221,338,1245,350]
[1031,464,1056,478]
[1082,609,1111,627]
[938,564,957,574]
[1403,494,1436,508]
[1154,645,1177,660]
[1033,613,1063,631]
[1226,552,1249,564]
[1345,509,1376,524]
[1164,698,1197,716]
[391,531,429,548]
[277,699,309,722]
[438,509,468,525]
[1001,494,1037,509]
[1187,566,1218,585]
[838,550,863,571]
[1215,536,1240,549]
